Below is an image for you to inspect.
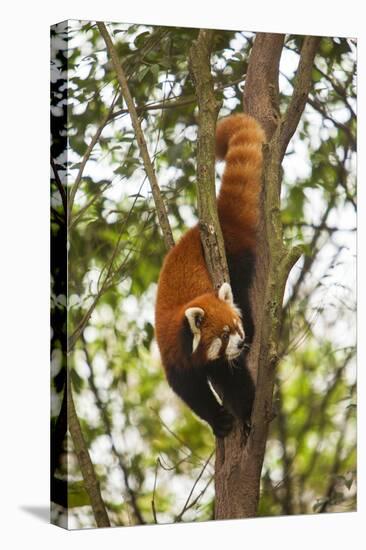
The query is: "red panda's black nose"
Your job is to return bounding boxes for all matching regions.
[237,339,245,350]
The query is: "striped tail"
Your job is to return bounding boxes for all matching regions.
[216,113,265,254]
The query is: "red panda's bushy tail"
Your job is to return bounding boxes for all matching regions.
[216,113,265,254]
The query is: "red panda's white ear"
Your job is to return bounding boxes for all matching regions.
[218,282,234,305]
[185,307,205,353]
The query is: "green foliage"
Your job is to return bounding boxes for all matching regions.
[50,21,356,528]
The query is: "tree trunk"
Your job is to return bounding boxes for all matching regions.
[189,30,229,287]
[187,30,319,519]
[214,32,317,519]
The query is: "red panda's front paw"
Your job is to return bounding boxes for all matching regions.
[212,407,234,438]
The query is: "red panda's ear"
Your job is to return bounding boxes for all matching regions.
[185,307,205,353]
[218,282,234,305]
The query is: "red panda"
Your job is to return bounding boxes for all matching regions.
[155,114,265,437]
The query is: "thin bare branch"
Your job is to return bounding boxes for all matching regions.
[284,220,356,232]
[179,474,214,515]
[151,407,209,465]
[276,387,294,514]
[66,27,171,224]
[317,400,355,513]
[307,95,356,151]
[68,182,146,350]
[109,77,245,122]
[68,95,118,223]
[69,181,111,229]
[282,198,336,321]
[313,62,356,119]
[97,21,175,250]
[175,451,214,522]
[151,458,161,524]
[83,338,145,524]
[280,67,356,152]
[67,375,110,527]
[279,36,320,159]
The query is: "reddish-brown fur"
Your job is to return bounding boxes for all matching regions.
[156,114,264,360]
[154,114,265,435]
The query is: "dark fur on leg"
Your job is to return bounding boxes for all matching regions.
[207,355,255,428]
[167,365,234,437]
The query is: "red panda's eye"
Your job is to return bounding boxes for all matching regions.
[222,332,229,342]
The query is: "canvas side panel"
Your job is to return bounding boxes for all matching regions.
[50,20,69,529]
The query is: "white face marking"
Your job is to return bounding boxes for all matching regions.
[207,338,222,360]
[192,334,201,353]
[185,307,205,353]
[225,325,246,360]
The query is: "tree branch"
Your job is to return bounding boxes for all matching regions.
[214,33,288,520]
[109,77,245,122]
[283,220,356,233]
[313,62,356,119]
[67,375,110,527]
[188,29,229,288]
[243,32,285,139]
[282,198,336,323]
[279,36,320,159]
[174,451,214,522]
[68,183,146,351]
[68,95,118,224]
[307,95,356,151]
[83,338,145,524]
[280,67,356,152]
[97,21,175,251]
[69,180,112,229]
[317,401,354,513]
[276,385,294,514]
[66,28,171,224]
[151,457,161,524]
[280,244,305,282]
